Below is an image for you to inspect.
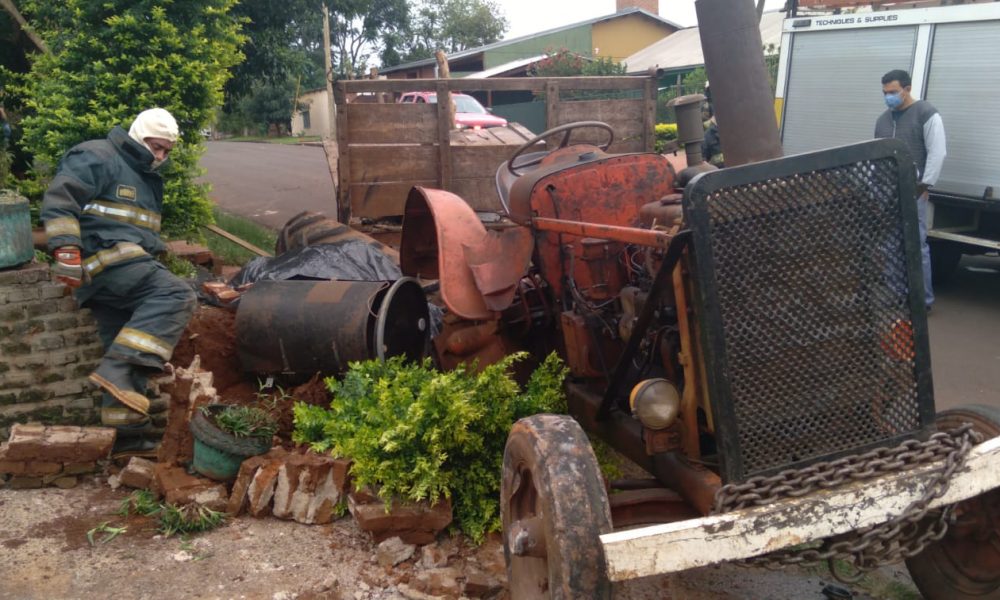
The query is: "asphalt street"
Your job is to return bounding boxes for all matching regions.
[199,140,1000,414]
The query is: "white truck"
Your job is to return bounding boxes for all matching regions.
[774,1,1000,282]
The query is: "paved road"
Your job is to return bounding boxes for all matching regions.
[198,141,336,229]
[199,140,1000,414]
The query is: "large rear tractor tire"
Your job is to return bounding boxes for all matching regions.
[905,405,1000,599]
[501,414,613,599]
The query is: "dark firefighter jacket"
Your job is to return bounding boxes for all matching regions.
[41,126,169,301]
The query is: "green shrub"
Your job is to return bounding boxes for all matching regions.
[654,123,679,153]
[293,352,568,542]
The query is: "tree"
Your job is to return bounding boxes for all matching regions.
[530,49,627,78]
[383,0,508,66]
[329,0,409,78]
[16,0,244,238]
[241,80,306,136]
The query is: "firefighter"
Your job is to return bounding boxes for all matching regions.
[41,108,197,456]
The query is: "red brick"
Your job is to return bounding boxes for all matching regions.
[349,492,452,545]
[4,424,113,462]
[23,461,62,476]
[172,482,228,511]
[0,460,26,475]
[463,571,502,598]
[62,462,98,475]
[151,463,223,507]
[6,476,44,489]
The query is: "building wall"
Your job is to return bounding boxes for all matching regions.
[592,14,675,63]
[483,25,593,69]
[0,263,102,441]
[292,89,331,137]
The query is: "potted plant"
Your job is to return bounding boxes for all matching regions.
[190,404,277,481]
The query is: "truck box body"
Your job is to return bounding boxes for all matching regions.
[774,2,1000,264]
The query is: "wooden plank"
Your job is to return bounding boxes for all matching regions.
[336,94,352,224]
[451,177,503,212]
[601,435,1000,581]
[349,145,439,182]
[436,81,453,190]
[349,178,501,217]
[451,145,517,179]
[338,76,650,95]
[349,181,436,219]
[204,224,273,257]
[644,77,657,153]
[545,81,559,132]
[346,104,437,144]
[554,99,646,153]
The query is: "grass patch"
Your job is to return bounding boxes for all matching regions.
[222,135,321,144]
[807,560,921,600]
[205,207,277,267]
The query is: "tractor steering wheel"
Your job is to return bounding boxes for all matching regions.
[506,121,615,177]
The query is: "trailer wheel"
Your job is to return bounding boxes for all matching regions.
[905,405,1000,599]
[930,240,963,285]
[501,414,613,599]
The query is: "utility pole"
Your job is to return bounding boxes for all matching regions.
[322,3,337,141]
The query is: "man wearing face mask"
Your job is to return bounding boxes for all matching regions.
[41,108,197,456]
[874,69,946,312]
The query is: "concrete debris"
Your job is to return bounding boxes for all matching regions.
[377,536,416,568]
[411,567,462,598]
[418,543,449,569]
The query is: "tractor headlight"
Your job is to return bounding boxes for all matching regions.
[629,378,681,430]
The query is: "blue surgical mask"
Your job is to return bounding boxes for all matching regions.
[884,92,904,109]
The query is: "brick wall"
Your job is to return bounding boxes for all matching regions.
[0,262,102,440]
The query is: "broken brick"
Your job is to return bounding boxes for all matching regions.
[226,448,288,516]
[118,456,156,489]
[152,463,226,508]
[271,453,351,525]
[349,492,452,545]
[6,476,44,489]
[3,424,114,463]
[246,459,283,518]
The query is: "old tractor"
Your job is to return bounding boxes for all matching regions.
[388,1,1000,597]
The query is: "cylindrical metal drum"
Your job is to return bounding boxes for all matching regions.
[0,191,34,269]
[236,277,429,376]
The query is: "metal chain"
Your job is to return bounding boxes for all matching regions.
[712,424,982,577]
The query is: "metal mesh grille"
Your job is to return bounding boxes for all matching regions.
[686,145,932,481]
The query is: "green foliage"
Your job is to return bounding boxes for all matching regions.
[16,0,245,239]
[117,490,161,517]
[654,123,679,153]
[330,0,410,78]
[210,405,278,439]
[293,352,568,541]
[157,503,227,537]
[383,0,507,66]
[241,80,305,136]
[531,49,627,78]
[206,207,277,267]
[86,522,127,546]
[160,253,197,279]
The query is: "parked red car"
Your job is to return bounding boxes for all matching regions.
[398,91,508,129]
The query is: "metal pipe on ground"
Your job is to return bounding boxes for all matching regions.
[696,0,783,166]
[235,278,428,376]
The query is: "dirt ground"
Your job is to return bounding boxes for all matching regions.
[0,304,921,600]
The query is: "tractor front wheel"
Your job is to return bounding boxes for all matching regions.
[905,404,1000,599]
[501,414,613,599]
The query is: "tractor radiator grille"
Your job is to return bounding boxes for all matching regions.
[683,140,935,483]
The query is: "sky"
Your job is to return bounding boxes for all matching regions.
[496,0,788,39]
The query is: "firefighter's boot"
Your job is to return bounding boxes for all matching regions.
[89,357,150,416]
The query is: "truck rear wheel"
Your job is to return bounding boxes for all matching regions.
[501,414,613,599]
[930,240,963,285]
[905,405,1000,599]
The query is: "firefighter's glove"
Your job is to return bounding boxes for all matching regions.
[52,246,84,288]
